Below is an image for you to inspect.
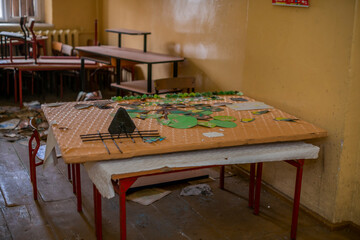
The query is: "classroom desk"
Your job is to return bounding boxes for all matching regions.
[0,32,47,59]
[42,96,327,240]
[0,58,102,107]
[75,45,184,94]
[105,28,151,51]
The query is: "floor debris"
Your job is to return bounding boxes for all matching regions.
[180,184,213,197]
[127,188,171,206]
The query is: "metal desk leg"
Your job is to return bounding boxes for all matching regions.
[94,184,102,240]
[81,58,86,91]
[75,163,82,212]
[173,62,178,77]
[113,177,137,240]
[19,70,23,108]
[118,33,122,48]
[290,159,304,240]
[14,70,17,103]
[253,162,263,215]
[143,35,147,52]
[219,166,225,189]
[116,59,121,96]
[249,163,256,208]
[147,64,152,93]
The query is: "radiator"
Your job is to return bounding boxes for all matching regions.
[35,29,79,55]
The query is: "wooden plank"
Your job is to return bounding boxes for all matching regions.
[42,199,96,240]
[0,140,33,206]
[2,204,55,240]
[151,189,226,239]
[0,190,12,240]
[12,142,75,202]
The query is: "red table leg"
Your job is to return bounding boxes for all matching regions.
[249,163,256,208]
[254,162,263,215]
[290,159,304,240]
[93,184,102,240]
[219,166,225,189]
[75,163,82,212]
[14,70,17,103]
[72,164,76,194]
[113,178,137,240]
[19,70,23,108]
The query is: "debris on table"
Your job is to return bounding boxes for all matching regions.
[180,184,213,197]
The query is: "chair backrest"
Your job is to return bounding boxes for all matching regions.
[61,43,74,56]
[28,118,40,162]
[20,16,28,37]
[154,77,196,94]
[52,41,62,56]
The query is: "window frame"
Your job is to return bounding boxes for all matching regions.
[0,0,44,23]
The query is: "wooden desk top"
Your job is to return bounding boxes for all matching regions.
[105,28,151,35]
[75,45,184,64]
[42,96,327,164]
[0,58,98,69]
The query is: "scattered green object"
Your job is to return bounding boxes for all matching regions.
[209,120,237,128]
[274,117,298,122]
[200,110,213,115]
[128,113,139,118]
[213,116,237,121]
[241,118,255,123]
[169,110,190,115]
[126,109,147,113]
[236,91,244,96]
[143,136,166,143]
[252,110,269,115]
[167,114,198,129]
[198,121,217,128]
[157,118,172,126]
[146,114,163,119]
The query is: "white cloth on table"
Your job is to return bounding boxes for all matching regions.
[83,141,319,199]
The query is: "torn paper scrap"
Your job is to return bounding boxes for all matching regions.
[203,132,224,138]
[127,188,171,206]
[227,101,273,111]
[180,184,213,197]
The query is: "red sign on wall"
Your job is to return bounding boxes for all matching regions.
[272,0,309,7]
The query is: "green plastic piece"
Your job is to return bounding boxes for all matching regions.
[213,115,237,121]
[167,114,198,129]
[241,118,255,123]
[198,121,217,128]
[209,120,237,128]
[128,113,139,118]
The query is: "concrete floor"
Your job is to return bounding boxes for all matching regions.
[0,139,359,240]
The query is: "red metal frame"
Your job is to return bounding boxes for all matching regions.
[93,159,307,240]
[28,127,42,200]
[28,122,82,212]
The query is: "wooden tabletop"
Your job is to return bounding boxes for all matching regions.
[76,45,184,64]
[42,96,327,164]
[105,28,151,35]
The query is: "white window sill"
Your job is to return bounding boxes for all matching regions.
[0,23,54,31]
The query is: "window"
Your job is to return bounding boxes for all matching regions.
[0,0,43,23]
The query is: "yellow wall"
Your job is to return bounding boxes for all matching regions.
[99,0,360,225]
[45,0,360,225]
[47,0,98,46]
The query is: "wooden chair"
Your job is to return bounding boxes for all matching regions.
[154,77,196,94]
[52,41,62,56]
[28,118,80,206]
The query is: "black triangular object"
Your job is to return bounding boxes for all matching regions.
[108,107,136,134]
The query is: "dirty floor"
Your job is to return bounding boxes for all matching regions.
[0,138,359,240]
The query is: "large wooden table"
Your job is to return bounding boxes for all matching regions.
[42,96,327,240]
[75,45,184,94]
